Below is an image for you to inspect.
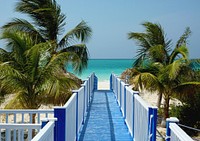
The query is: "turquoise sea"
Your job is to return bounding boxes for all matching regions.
[67,59,133,81]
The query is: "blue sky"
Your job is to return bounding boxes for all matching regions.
[0,0,200,59]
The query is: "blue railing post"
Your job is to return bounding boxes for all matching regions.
[151,107,157,141]
[110,74,113,90]
[148,107,157,141]
[54,107,66,141]
[166,117,179,141]
[94,75,98,90]
[41,118,49,128]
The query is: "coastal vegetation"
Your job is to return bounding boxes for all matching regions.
[128,22,200,128]
[0,0,92,109]
[170,70,200,135]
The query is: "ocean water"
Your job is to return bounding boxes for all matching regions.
[67,59,133,81]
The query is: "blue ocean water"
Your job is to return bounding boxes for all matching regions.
[67,59,133,81]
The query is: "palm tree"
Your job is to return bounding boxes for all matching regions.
[0,0,92,108]
[2,0,92,74]
[0,30,80,109]
[128,22,200,122]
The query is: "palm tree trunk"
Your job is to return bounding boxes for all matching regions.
[161,95,170,127]
[156,92,163,109]
[163,96,170,119]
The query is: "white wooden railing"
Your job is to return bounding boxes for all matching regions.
[0,110,54,140]
[0,123,41,141]
[32,118,57,141]
[0,73,97,141]
[31,73,96,141]
[53,73,97,141]
[0,109,54,124]
[166,117,194,141]
[110,74,157,141]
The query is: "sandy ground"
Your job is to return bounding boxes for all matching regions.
[98,81,110,90]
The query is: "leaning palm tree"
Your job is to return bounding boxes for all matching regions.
[2,0,92,74]
[128,22,193,108]
[128,22,200,122]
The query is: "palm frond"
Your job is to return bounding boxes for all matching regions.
[0,49,11,62]
[128,32,151,48]
[59,21,92,48]
[176,27,191,48]
[59,44,89,74]
[165,59,186,80]
[133,72,161,92]
[142,22,172,50]
[129,22,172,67]
[148,45,167,63]
[2,18,44,42]
[15,0,66,41]
[169,45,189,64]
[43,73,79,105]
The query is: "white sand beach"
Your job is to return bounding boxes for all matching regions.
[98,80,160,106]
[98,81,110,90]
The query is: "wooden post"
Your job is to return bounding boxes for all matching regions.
[166,117,179,141]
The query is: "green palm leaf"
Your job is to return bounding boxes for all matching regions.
[59,21,92,48]
[176,27,191,48]
[133,72,161,92]
[61,44,89,73]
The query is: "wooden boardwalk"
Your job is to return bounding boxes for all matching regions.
[78,90,132,141]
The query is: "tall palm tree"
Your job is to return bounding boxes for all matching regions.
[0,0,92,107]
[0,30,80,109]
[128,22,200,122]
[2,0,92,74]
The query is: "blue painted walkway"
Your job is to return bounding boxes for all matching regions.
[78,90,132,141]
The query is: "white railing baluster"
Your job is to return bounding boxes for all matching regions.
[0,129,1,140]
[21,113,24,123]
[28,128,32,141]
[6,129,10,141]
[22,129,24,140]
[13,113,16,141]
[14,113,17,123]
[38,113,40,123]
[30,113,33,123]
[6,113,8,123]
[18,129,21,141]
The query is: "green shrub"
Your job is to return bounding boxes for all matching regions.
[170,92,200,136]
